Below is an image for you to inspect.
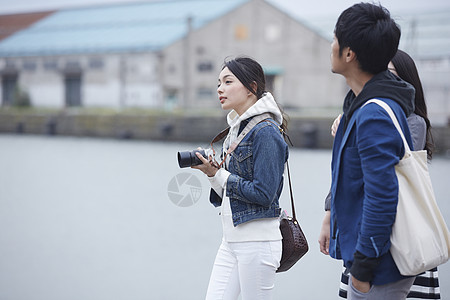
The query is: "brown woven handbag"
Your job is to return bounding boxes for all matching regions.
[276,160,309,273]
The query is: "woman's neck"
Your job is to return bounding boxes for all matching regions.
[234,96,258,116]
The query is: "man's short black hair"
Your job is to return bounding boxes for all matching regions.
[334,2,401,75]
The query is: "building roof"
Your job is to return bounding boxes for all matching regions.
[0,11,55,41]
[0,0,248,57]
[0,0,448,59]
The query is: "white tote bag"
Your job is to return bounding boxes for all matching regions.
[365,99,450,276]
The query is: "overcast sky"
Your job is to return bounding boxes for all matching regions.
[1,0,450,18]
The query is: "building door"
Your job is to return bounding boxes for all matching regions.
[265,74,275,94]
[2,74,18,106]
[65,73,82,107]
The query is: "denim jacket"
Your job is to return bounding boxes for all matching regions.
[209,118,289,226]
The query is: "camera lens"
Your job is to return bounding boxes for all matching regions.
[177,149,205,168]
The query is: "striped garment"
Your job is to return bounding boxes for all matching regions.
[338,267,440,299]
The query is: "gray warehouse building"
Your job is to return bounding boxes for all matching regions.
[0,0,347,112]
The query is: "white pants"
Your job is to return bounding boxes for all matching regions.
[205,239,282,300]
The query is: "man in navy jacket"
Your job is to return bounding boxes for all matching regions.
[327,3,416,299]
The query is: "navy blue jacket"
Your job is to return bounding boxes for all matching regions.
[330,98,414,285]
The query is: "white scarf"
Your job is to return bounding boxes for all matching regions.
[223,92,283,152]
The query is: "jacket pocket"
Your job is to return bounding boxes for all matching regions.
[230,143,253,179]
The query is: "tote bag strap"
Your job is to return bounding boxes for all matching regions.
[363,99,411,156]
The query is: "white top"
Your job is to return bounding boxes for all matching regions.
[208,92,283,242]
[209,168,282,243]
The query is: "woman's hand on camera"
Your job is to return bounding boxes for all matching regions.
[191,152,219,177]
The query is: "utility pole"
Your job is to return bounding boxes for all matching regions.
[407,18,418,57]
[119,55,127,108]
[182,16,193,108]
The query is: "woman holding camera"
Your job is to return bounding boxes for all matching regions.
[192,56,288,300]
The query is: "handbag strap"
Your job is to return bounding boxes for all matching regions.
[286,160,297,221]
[363,99,411,156]
[263,120,297,221]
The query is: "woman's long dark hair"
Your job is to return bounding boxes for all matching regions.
[223,56,289,131]
[391,49,434,159]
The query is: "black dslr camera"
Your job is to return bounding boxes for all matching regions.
[177,148,214,168]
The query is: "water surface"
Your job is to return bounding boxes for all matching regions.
[0,135,449,299]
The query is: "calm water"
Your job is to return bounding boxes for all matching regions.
[0,134,449,300]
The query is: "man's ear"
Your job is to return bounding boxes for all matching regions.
[345,48,356,63]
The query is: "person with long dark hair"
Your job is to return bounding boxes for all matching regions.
[192,56,288,299]
[389,49,434,160]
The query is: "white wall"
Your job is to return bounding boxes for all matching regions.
[1,52,162,108]
[417,57,450,126]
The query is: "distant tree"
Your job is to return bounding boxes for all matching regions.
[12,86,31,107]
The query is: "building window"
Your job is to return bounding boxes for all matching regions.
[165,88,179,109]
[5,60,16,69]
[89,57,104,69]
[65,73,82,107]
[197,87,214,99]
[44,60,58,70]
[1,74,18,106]
[23,60,37,71]
[65,61,81,70]
[265,24,281,42]
[168,64,176,74]
[265,74,276,94]
[234,25,249,40]
[196,46,205,55]
[197,61,213,72]
[263,66,283,96]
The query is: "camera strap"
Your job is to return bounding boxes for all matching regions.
[210,113,284,168]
